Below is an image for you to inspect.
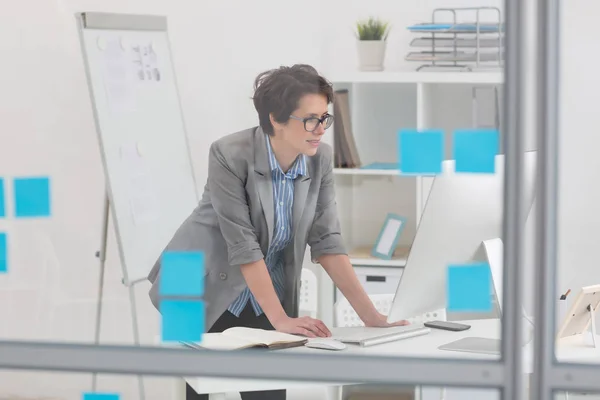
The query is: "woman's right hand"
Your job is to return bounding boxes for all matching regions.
[272,315,331,338]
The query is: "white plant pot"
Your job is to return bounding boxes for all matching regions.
[356,40,387,71]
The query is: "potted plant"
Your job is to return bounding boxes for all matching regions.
[355,17,390,71]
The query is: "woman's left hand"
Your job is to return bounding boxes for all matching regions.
[363,312,410,328]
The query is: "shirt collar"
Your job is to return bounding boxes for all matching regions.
[265,134,307,178]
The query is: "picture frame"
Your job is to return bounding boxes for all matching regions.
[371,213,407,260]
[556,284,600,347]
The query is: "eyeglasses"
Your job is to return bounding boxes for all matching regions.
[289,113,334,132]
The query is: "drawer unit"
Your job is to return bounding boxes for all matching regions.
[335,266,404,302]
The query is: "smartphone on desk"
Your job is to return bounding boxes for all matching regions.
[424,320,471,332]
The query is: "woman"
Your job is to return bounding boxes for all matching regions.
[148,64,407,400]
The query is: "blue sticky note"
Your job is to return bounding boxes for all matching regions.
[399,129,444,174]
[0,178,5,218]
[160,299,205,342]
[453,129,499,173]
[159,251,205,296]
[14,177,51,218]
[0,233,7,273]
[447,263,492,312]
[82,393,120,400]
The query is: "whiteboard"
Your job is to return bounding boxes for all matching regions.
[76,13,198,284]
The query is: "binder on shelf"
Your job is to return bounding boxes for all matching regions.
[333,89,361,168]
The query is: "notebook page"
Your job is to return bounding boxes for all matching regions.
[195,332,257,350]
[222,327,305,346]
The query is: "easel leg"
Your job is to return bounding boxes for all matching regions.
[92,194,110,392]
[128,284,146,400]
[92,194,146,400]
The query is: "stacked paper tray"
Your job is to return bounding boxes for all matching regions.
[406,51,504,63]
[406,7,505,71]
[407,22,505,34]
[410,37,504,48]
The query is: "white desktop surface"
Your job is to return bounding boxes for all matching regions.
[185,319,600,395]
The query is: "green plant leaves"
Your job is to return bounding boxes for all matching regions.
[355,17,390,41]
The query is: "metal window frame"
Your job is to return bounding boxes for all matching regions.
[3,2,599,399]
[531,0,600,397]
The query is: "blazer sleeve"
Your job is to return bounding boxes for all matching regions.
[308,145,348,262]
[208,142,264,266]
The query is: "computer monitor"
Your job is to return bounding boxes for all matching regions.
[387,151,538,323]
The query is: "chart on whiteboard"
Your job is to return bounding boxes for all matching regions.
[98,36,162,114]
[132,42,161,82]
[119,142,159,225]
[99,36,135,113]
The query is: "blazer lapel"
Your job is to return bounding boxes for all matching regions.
[254,129,275,249]
[293,168,311,238]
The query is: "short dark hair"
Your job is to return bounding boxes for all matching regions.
[252,64,334,136]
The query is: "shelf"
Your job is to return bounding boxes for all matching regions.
[333,168,437,177]
[328,70,503,85]
[333,168,400,176]
[348,246,409,268]
[350,256,407,267]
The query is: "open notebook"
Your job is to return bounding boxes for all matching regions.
[182,327,308,351]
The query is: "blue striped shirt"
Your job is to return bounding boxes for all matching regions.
[227,135,307,317]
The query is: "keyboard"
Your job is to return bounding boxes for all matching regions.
[330,324,431,347]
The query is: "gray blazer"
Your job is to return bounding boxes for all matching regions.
[148,126,347,330]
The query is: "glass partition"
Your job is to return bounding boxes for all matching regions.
[0,1,546,400]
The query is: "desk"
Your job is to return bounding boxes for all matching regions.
[184,319,600,399]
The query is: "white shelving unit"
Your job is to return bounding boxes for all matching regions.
[316,69,504,325]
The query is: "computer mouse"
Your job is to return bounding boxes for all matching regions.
[304,338,346,351]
